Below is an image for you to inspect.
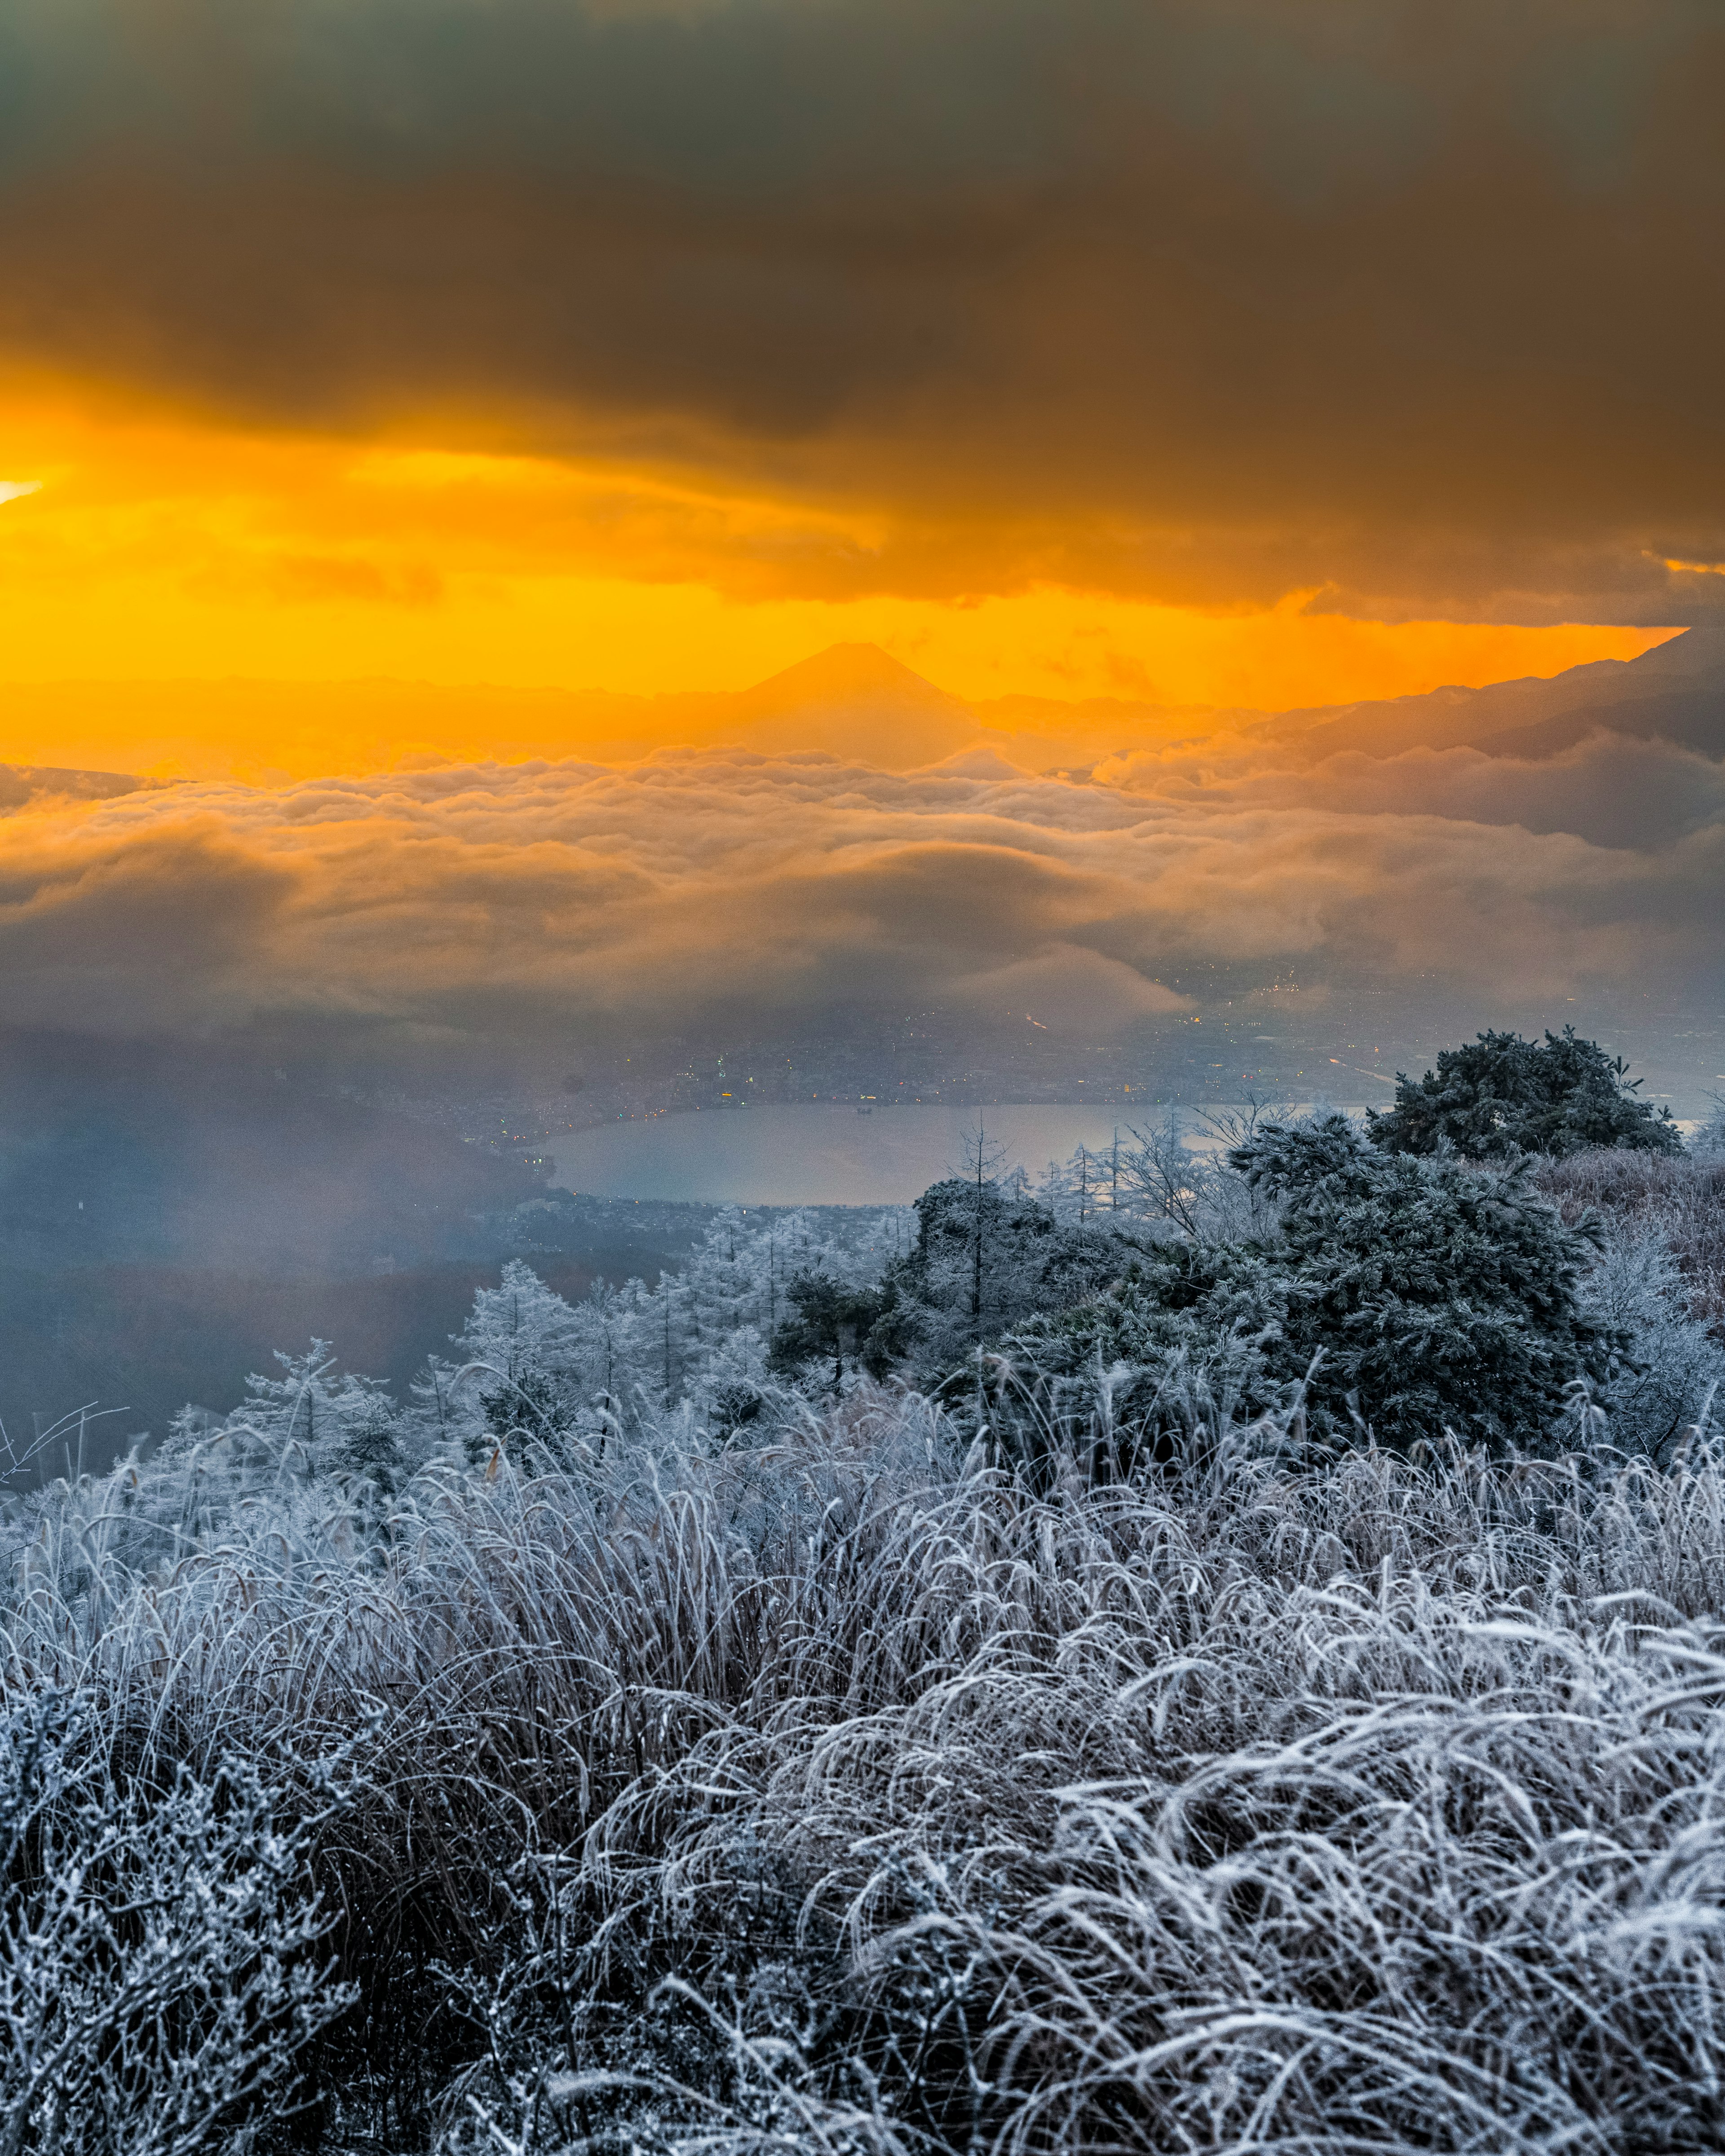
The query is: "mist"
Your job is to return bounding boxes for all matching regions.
[2,629,1721,1454]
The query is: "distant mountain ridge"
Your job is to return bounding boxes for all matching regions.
[1270,627,1725,762]
[732,629,1725,769]
[710,642,987,766]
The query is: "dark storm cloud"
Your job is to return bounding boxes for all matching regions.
[1,0,1722,617]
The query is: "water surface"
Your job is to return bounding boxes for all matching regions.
[544,1101,1336,1207]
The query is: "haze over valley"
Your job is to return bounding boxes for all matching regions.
[4,624,1721,1453]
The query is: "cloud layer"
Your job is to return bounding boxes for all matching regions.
[1,0,1722,619]
[6,708,1719,1083]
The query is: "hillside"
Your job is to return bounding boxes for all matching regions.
[1269,624,1725,760]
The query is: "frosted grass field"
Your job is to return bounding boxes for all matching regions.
[4,1113,1725,2152]
[9,1379,1725,2152]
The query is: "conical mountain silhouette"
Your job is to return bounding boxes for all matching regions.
[739,641,969,712]
[725,642,985,766]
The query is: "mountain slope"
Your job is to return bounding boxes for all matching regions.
[1277,627,1725,761]
[719,642,988,766]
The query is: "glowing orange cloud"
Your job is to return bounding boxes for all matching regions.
[0,380,1678,779]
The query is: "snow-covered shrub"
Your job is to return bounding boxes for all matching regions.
[1369,1025,1682,1157]
[862,1174,1133,1382]
[0,1694,352,2156]
[1538,1146,1725,1349]
[1581,1224,1724,1459]
[1008,1113,1620,1458]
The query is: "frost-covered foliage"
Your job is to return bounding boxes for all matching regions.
[1008,1113,1623,1459]
[1369,1026,1682,1158]
[1040,1104,1293,1245]
[195,1210,909,1485]
[4,1133,1725,2151]
[766,1113,1294,1395]
[0,1695,352,2155]
[9,1377,1725,2154]
[1536,1149,1725,1421]
[1576,1228,1723,1461]
[856,1172,1132,1380]
[453,1211,903,1444]
[765,1271,894,1387]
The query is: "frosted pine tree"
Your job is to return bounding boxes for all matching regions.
[234,1343,407,1491]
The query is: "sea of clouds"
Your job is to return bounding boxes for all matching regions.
[3,720,1717,1069]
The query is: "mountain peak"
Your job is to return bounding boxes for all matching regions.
[727,643,982,768]
[1623,624,1725,681]
[742,642,968,714]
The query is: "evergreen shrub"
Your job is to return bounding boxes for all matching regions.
[1015,1113,1621,1454]
[1367,1026,1681,1158]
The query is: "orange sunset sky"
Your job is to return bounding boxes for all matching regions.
[1,2,1722,779]
[0,373,1681,779]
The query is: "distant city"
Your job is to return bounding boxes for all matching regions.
[379,971,1725,1168]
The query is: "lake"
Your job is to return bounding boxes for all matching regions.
[544,1101,1340,1207]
